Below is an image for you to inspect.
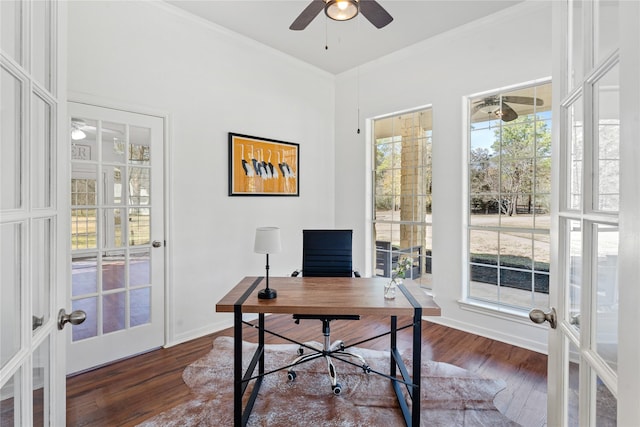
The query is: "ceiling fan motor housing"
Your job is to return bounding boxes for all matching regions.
[325,0,359,21]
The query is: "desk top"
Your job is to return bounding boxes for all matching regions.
[216,276,441,317]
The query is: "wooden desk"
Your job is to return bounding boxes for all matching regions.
[216,276,441,426]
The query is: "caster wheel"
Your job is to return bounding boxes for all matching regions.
[287,371,296,381]
[297,347,304,356]
[363,365,371,374]
[339,343,345,351]
[332,384,342,395]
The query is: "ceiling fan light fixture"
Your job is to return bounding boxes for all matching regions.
[325,0,358,21]
[71,128,86,141]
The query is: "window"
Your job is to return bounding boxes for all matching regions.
[372,107,432,289]
[467,81,552,309]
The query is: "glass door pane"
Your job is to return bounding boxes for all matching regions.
[32,337,51,426]
[31,219,52,333]
[32,0,51,91]
[71,117,155,342]
[596,0,618,63]
[594,224,618,372]
[1,66,23,210]
[0,223,22,369]
[594,62,619,212]
[567,94,584,211]
[0,367,22,425]
[1,0,22,64]
[32,93,52,209]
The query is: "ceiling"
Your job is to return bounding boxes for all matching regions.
[165,0,523,75]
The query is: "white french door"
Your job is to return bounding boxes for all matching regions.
[546,0,640,425]
[1,0,67,425]
[67,102,165,374]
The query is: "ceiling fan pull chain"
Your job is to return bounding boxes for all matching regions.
[325,15,329,50]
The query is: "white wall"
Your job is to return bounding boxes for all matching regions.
[335,2,553,352]
[68,0,554,353]
[68,1,336,344]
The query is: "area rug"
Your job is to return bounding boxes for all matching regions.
[138,336,519,426]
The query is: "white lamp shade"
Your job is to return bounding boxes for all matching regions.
[254,227,282,254]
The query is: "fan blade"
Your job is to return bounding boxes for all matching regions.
[289,0,325,30]
[502,96,543,106]
[359,0,393,29]
[500,102,518,122]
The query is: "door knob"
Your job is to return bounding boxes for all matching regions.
[58,309,87,330]
[152,240,162,248]
[529,307,557,329]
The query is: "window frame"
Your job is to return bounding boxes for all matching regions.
[465,78,553,311]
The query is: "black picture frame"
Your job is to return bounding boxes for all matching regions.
[228,133,300,196]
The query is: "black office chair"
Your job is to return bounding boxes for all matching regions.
[288,229,369,395]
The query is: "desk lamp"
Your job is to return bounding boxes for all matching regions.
[254,226,281,299]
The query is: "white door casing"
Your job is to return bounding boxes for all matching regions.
[67,102,165,374]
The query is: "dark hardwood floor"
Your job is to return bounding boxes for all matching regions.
[66,315,547,426]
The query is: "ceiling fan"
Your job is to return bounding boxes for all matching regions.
[71,119,121,140]
[290,0,393,31]
[471,95,544,122]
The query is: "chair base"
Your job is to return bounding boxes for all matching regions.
[287,340,369,395]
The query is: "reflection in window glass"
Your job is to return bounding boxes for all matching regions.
[32,0,51,91]
[1,66,22,210]
[568,95,584,210]
[595,62,619,212]
[567,220,582,332]
[102,252,126,291]
[32,218,51,333]
[71,208,97,250]
[372,107,432,289]
[468,81,552,309]
[32,94,52,208]
[1,223,22,369]
[1,0,22,64]
[597,0,618,63]
[0,367,22,425]
[72,255,98,296]
[595,224,618,372]
[596,376,617,426]
[130,251,151,286]
[103,292,126,334]
[130,288,151,327]
[570,0,584,88]
[102,122,126,164]
[72,297,97,341]
[130,126,151,165]
[32,337,50,426]
[568,340,579,426]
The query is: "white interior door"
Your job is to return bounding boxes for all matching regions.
[67,102,165,374]
[1,0,67,424]
[544,0,640,425]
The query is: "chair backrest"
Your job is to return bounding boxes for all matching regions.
[301,230,354,277]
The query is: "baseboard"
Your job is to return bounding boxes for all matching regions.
[424,315,548,355]
[165,314,260,348]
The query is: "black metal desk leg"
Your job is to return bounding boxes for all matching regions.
[234,307,242,426]
[390,316,397,378]
[259,313,265,375]
[412,307,422,426]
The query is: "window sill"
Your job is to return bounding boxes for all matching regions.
[457,298,544,328]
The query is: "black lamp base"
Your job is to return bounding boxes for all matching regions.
[258,287,277,299]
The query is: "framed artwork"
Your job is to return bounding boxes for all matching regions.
[228,133,299,196]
